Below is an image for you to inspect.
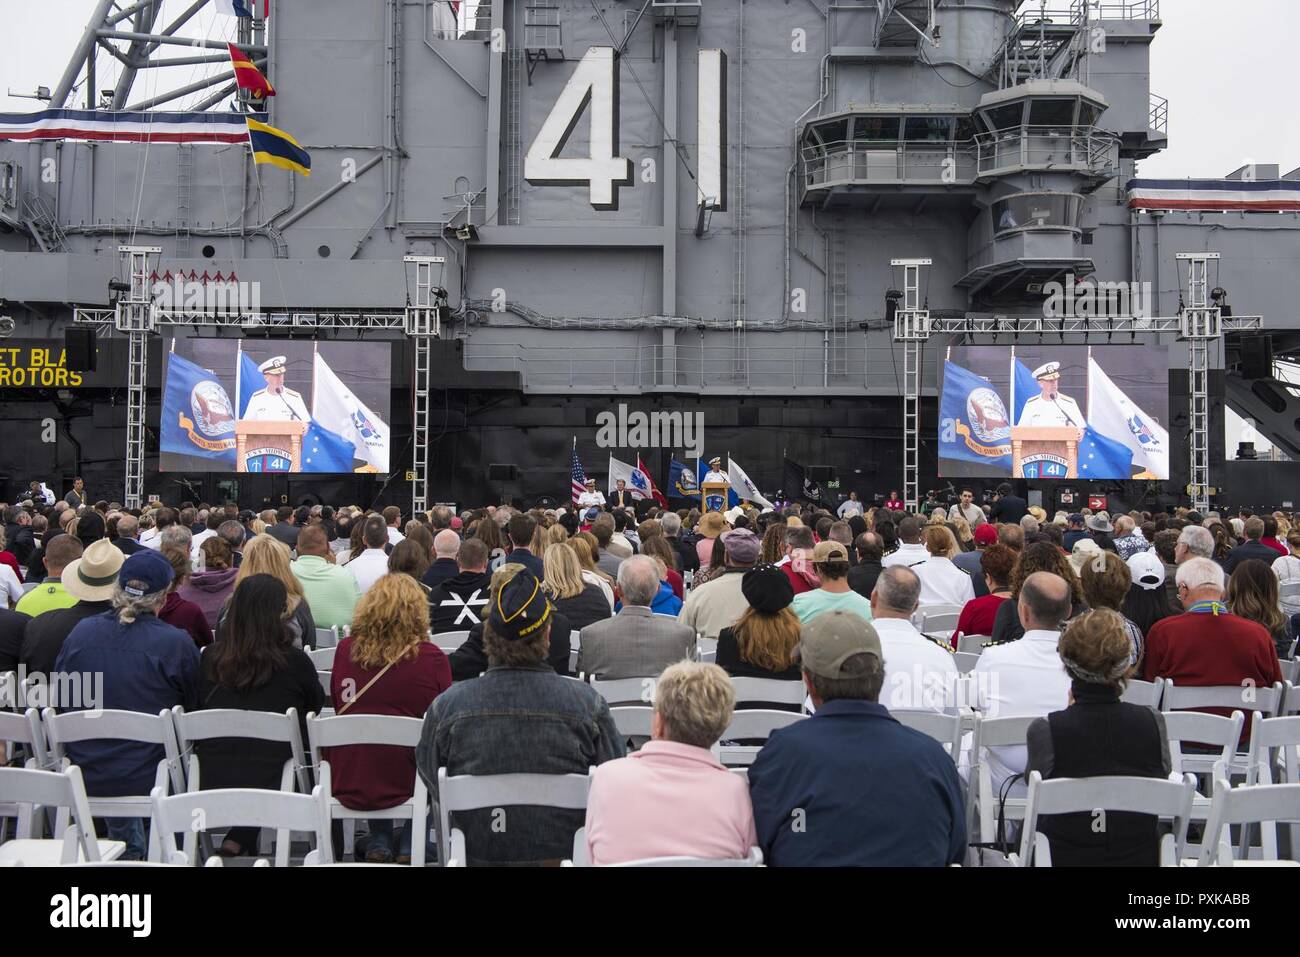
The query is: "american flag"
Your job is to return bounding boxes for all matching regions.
[570,445,587,506]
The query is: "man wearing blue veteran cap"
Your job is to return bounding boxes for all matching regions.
[416,567,625,865]
[51,546,201,860]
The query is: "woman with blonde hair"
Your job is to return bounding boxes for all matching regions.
[248,517,268,537]
[542,542,611,630]
[947,513,975,552]
[542,522,568,549]
[330,573,451,863]
[218,533,316,646]
[569,534,615,609]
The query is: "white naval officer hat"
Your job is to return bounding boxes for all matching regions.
[259,355,289,376]
[584,477,597,487]
[1032,361,1062,381]
[709,456,722,466]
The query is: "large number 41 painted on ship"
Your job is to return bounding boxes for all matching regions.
[524,47,632,210]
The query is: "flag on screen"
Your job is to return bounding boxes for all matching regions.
[1078,424,1135,479]
[570,442,587,505]
[1011,357,1039,426]
[312,353,390,472]
[608,455,651,501]
[667,458,698,501]
[300,420,357,473]
[237,350,265,417]
[1087,357,1169,479]
[783,457,824,505]
[228,43,275,98]
[728,458,773,510]
[161,353,237,467]
[247,118,311,176]
[636,456,668,507]
[940,361,1013,469]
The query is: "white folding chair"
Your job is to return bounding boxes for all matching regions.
[307,646,337,670]
[1014,771,1197,867]
[1279,659,1300,687]
[20,581,39,595]
[0,671,17,711]
[565,827,762,867]
[431,630,471,654]
[920,609,962,644]
[568,630,581,675]
[436,767,593,867]
[1246,713,1300,786]
[0,708,52,840]
[1161,679,1282,774]
[953,651,981,674]
[711,710,806,767]
[306,712,428,865]
[955,634,989,655]
[0,765,125,864]
[312,626,339,649]
[695,638,718,664]
[586,674,657,706]
[892,709,963,759]
[316,671,333,701]
[149,780,332,867]
[608,706,654,741]
[972,715,1040,844]
[1121,677,1164,709]
[42,707,187,862]
[1198,774,1300,866]
[729,677,808,710]
[1164,710,1245,780]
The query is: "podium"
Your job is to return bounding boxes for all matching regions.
[701,481,730,513]
[1010,426,1079,479]
[236,420,305,473]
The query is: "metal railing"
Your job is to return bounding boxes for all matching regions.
[1149,93,1169,135]
[1090,0,1160,20]
[800,126,1116,195]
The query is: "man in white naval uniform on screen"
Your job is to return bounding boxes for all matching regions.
[703,456,730,486]
[577,477,606,509]
[1017,361,1086,436]
[243,355,310,425]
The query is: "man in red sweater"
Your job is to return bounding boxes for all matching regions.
[1142,557,1282,730]
[778,524,819,596]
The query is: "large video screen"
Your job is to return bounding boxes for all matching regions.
[938,345,1169,480]
[160,339,392,474]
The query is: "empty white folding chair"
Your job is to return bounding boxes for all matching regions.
[1014,771,1197,867]
[729,677,808,711]
[0,765,125,864]
[711,710,806,767]
[0,708,52,842]
[1198,774,1300,866]
[1121,677,1164,709]
[307,646,337,670]
[306,712,428,865]
[919,607,963,644]
[953,651,981,674]
[955,634,989,655]
[971,714,1040,844]
[436,767,593,867]
[312,626,339,649]
[431,630,471,655]
[695,637,718,665]
[892,710,963,759]
[42,707,187,862]
[150,779,332,867]
[608,706,654,742]
[587,674,657,706]
[1279,658,1300,687]
[1246,713,1300,786]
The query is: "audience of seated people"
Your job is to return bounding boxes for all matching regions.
[3,491,1299,868]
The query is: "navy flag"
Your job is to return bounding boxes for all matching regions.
[940,360,1012,471]
[161,353,238,467]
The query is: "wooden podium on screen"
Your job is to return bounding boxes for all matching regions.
[1010,426,1079,479]
[235,420,305,473]
[701,481,730,513]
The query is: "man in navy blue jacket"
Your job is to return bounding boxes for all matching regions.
[748,610,966,866]
[53,549,201,859]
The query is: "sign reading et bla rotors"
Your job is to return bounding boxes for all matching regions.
[0,345,85,387]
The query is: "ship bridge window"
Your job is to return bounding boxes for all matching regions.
[992,192,1082,235]
[955,116,978,142]
[904,116,954,142]
[1078,102,1103,127]
[1029,99,1077,127]
[815,119,849,146]
[986,103,1025,132]
[854,116,901,142]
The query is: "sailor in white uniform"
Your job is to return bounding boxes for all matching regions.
[702,456,730,486]
[243,355,311,424]
[1017,361,1086,432]
[576,477,606,509]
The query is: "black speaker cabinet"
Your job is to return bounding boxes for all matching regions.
[1240,334,1274,380]
[64,327,97,371]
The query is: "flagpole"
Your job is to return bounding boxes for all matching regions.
[235,338,242,418]
[311,340,318,416]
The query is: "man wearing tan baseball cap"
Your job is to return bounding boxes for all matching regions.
[747,610,967,866]
[790,540,874,624]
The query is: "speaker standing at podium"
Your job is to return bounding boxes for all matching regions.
[1017,362,1086,438]
[242,355,310,424]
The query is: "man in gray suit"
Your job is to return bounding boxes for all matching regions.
[577,556,695,679]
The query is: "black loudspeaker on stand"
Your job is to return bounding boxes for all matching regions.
[64,328,97,371]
